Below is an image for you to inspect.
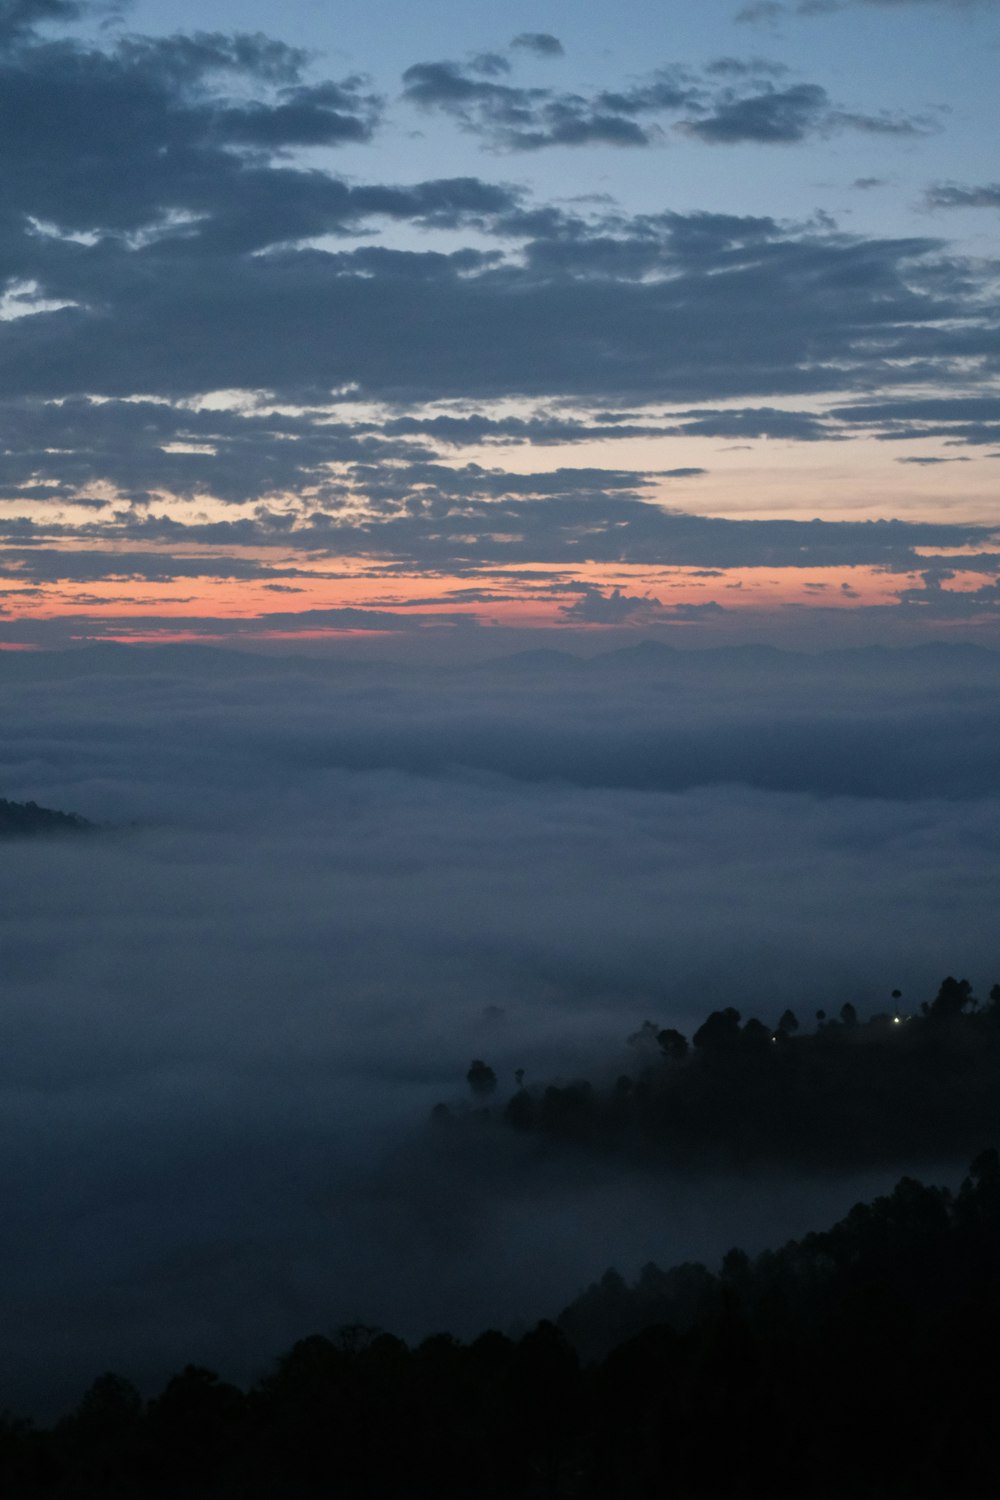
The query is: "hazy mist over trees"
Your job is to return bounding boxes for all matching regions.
[2,642,1000,1418]
[432,974,1000,1173]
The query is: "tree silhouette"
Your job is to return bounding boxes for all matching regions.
[929,975,974,1021]
[692,1007,741,1051]
[466,1059,497,1098]
[461,974,1000,1170]
[657,1027,688,1061]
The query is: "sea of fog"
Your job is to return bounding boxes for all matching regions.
[2,640,999,1414]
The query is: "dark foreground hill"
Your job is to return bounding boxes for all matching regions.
[0,799,91,837]
[2,1153,1000,1497]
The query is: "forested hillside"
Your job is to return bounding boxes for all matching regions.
[438,977,1000,1171]
[2,1154,999,1496]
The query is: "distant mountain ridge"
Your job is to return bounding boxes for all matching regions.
[0,798,91,836]
[2,638,1000,683]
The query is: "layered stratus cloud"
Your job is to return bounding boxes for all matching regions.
[0,0,998,647]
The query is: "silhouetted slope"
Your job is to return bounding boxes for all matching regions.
[3,1155,1000,1495]
[0,799,91,837]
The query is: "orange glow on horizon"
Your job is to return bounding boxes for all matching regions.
[1,553,969,642]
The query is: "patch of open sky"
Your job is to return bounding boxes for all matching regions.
[69,1,1000,245]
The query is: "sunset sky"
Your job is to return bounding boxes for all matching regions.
[2,0,999,652]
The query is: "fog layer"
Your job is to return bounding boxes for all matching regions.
[1,642,997,1413]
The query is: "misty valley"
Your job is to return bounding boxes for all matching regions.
[3,643,1000,1494]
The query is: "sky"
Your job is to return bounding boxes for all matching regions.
[0,0,999,652]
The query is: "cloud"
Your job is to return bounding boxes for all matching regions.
[3,478,997,608]
[734,1,788,21]
[1,206,984,412]
[704,56,791,78]
[678,83,928,144]
[662,405,837,441]
[0,0,83,41]
[211,81,382,149]
[739,0,997,19]
[895,573,1000,615]
[510,33,564,58]
[401,60,660,149]
[401,53,923,152]
[0,387,957,516]
[0,27,508,269]
[926,181,1000,210]
[895,455,970,464]
[680,83,829,143]
[0,396,395,506]
[0,15,984,439]
[561,586,663,623]
[829,396,1000,449]
[120,486,1000,569]
[844,0,998,6]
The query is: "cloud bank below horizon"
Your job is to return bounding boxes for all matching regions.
[2,644,999,1412]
